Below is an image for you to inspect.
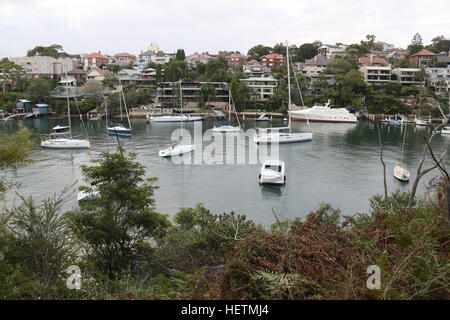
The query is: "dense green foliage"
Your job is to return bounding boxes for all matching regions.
[0,134,448,300]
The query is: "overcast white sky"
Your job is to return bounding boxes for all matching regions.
[0,0,449,58]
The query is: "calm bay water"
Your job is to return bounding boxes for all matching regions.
[2,117,449,227]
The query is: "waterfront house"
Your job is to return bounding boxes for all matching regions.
[114,53,136,66]
[261,54,285,69]
[226,53,248,70]
[185,52,216,67]
[117,69,142,85]
[409,49,438,68]
[317,44,348,59]
[426,66,450,96]
[243,60,271,77]
[358,56,390,68]
[83,52,109,70]
[158,81,229,109]
[86,67,111,82]
[16,99,32,113]
[239,76,278,101]
[294,54,331,78]
[151,52,175,65]
[391,68,422,86]
[9,56,74,80]
[360,66,392,85]
[134,50,155,69]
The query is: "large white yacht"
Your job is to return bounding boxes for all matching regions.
[289,100,358,123]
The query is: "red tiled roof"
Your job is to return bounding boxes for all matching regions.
[245,59,260,65]
[262,53,285,60]
[85,52,109,59]
[89,67,110,76]
[114,52,135,58]
[410,49,438,57]
[227,53,247,59]
[358,56,389,66]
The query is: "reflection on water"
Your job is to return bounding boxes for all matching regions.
[1,117,449,227]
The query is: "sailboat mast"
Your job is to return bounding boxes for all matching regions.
[65,72,72,139]
[120,79,132,130]
[119,77,123,121]
[286,41,292,133]
[228,89,231,122]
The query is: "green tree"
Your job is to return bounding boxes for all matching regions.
[26,78,52,103]
[2,189,75,297]
[0,129,33,195]
[175,49,186,61]
[66,147,170,277]
[156,64,162,83]
[26,44,68,59]
[297,43,318,62]
[200,83,216,108]
[407,33,424,55]
[247,44,272,61]
[0,58,24,92]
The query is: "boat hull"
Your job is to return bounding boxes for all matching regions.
[159,144,195,157]
[212,126,241,132]
[107,127,132,137]
[41,138,90,149]
[290,116,357,124]
[151,116,203,122]
[254,132,312,144]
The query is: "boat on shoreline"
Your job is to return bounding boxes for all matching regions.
[289,100,358,123]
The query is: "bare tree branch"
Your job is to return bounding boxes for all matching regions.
[376,123,388,200]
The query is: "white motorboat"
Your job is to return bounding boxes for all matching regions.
[41,75,90,150]
[393,162,410,182]
[159,143,195,157]
[213,91,241,132]
[151,115,203,122]
[254,41,312,145]
[77,189,100,202]
[41,137,90,149]
[254,130,312,144]
[255,113,271,121]
[158,80,196,157]
[289,99,358,123]
[441,126,450,135]
[259,159,286,185]
[414,116,430,126]
[51,125,71,135]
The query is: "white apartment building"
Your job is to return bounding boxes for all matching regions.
[391,68,422,86]
[9,56,74,79]
[427,66,450,96]
[239,76,278,101]
[317,44,348,59]
[359,66,392,85]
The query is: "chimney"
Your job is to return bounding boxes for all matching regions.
[99,50,101,54]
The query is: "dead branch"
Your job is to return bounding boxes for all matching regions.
[376,123,388,200]
[407,116,448,210]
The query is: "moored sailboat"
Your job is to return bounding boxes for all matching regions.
[254,41,312,145]
[41,75,90,149]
